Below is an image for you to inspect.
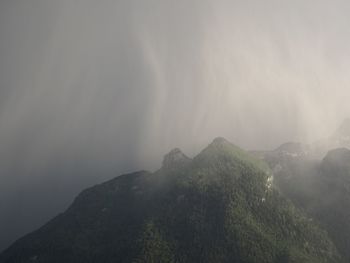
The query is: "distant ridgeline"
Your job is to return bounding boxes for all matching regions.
[250,119,350,262]
[0,137,343,263]
[268,146,350,263]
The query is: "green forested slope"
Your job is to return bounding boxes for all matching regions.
[0,138,341,263]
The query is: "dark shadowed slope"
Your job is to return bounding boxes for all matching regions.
[314,148,350,261]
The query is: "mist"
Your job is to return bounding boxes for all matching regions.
[1,0,350,252]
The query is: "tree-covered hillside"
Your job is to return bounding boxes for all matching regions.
[0,138,341,263]
[268,145,350,262]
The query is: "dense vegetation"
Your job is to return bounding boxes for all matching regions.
[268,147,350,262]
[0,138,341,263]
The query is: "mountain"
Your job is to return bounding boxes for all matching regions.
[313,148,350,261]
[252,119,350,163]
[256,142,311,173]
[270,146,350,262]
[250,120,350,261]
[311,119,350,159]
[330,119,350,148]
[0,138,341,263]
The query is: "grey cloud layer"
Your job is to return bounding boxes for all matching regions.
[1,0,350,168]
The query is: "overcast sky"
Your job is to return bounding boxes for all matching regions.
[1,0,350,251]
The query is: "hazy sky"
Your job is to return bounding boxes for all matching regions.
[1,0,350,251]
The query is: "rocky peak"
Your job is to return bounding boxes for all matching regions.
[274,142,309,158]
[162,148,191,169]
[324,119,350,150]
[320,148,350,184]
[211,137,230,145]
[323,148,350,165]
[336,118,350,137]
[204,137,232,151]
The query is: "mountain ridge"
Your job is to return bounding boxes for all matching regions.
[0,138,341,263]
